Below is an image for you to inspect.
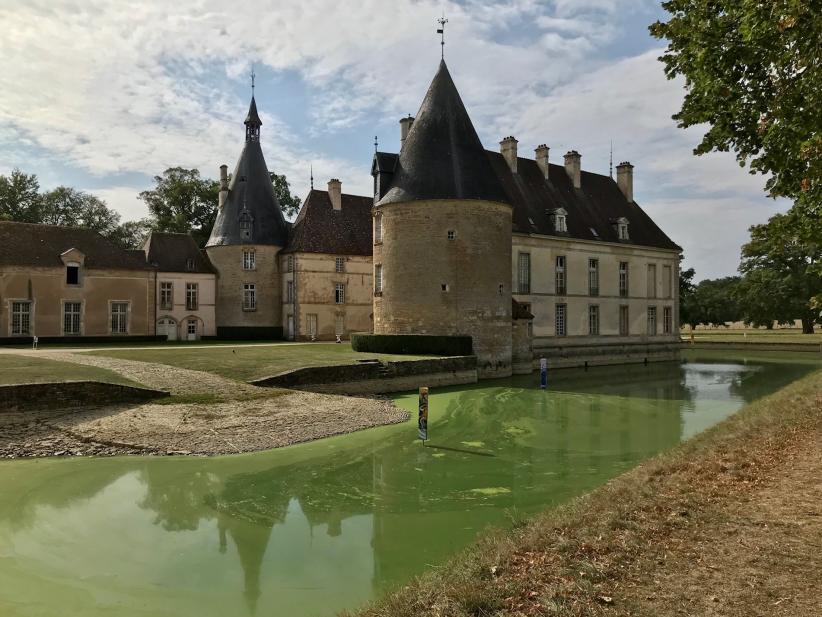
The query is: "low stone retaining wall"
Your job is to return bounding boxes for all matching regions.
[686,341,822,353]
[0,381,169,412]
[250,356,477,394]
[533,342,682,370]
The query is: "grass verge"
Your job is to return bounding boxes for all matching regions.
[0,355,139,387]
[345,368,822,617]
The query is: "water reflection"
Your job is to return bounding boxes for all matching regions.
[0,352,817,617]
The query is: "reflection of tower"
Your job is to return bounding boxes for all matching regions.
[217,511,276,616]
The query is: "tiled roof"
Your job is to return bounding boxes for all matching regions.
[284,190,373,255]
[143,232,216,274]
[0,221,153,270]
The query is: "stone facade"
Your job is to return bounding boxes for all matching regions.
[373,199,514,378]
[154,271,216,340]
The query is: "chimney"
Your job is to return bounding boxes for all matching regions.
[500,136,518,173]
[534,144,550,179]
[218,164,228,209]
[564,150,581,189]
[328,178,342,210]
[399,116,414,146]
[616,161,634,202]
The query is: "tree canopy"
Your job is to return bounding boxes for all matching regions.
[651,1,821,209]
[271,173,302,218]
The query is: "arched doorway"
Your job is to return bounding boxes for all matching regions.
[157,317,177,341]
[182,315,203,341]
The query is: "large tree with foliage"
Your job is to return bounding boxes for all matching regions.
[693,276,742,327]
[0,169,41,223]
[739,207,822,333]
[39,187,122,237]
[679,267,698,327]
[733,269,796,329]
[650,1,820,209]
[271,173,302,218]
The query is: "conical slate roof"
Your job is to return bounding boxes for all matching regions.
[245,96,261,126]
[377,60,509,206]
[206,100,288,248]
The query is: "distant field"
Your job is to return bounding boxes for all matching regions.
[87,343,432,382]
[682,328,822,344]
[0,355,139,386]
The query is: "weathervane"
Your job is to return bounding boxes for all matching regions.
[437,14,448,59]
[310,164,314,190]
[609,140,613,178]
[251,65,256,96]
[374,135,379,153]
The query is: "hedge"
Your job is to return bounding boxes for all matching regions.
[351,333,473,356]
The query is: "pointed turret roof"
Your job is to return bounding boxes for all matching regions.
[245,96,261,127]
[377,60,508,206]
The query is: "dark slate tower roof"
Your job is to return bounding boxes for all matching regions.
[377,60,509,206]
[206,97,288,248]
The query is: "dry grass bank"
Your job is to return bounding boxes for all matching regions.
[346,369,822,617]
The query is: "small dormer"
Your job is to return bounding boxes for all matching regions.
[60,248,85,286]
[239,211,253,242]
[550,208,568,234]
[614,217,630,241]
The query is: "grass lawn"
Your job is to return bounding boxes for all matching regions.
[86,343,433,382]
[682,328,822,344]
[0,355,140,387]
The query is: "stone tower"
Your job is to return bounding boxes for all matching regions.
[206,95,288,338]
[372,60,513,378]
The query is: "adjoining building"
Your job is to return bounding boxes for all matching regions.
[142,231,217,340]
[0,221,156,340]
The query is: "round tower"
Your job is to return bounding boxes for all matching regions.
[372,60,513,378]
[206,95,288,339]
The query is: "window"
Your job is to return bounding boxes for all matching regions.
[441,283,449,292]
[619,261,629,297]
[160,282,173,309]
[239,212,252,241]
[66,263,80,285]
[647,264,657,298]
[588,305,600,335]
[110,302,129,334]
[286,280,294,303]
[307,314,318,338]
[447,230,456,240]
[187,320,197,337]
[663,306,673,334]
[555,303,567,336]
[619,305,629,336]
[335,314,345,336]
[334,283,345,304]
[63,302,81,335]
[616,218,629,240]
[287,255,294,272]
[185,283,198,310]
[374,214,382,244]
[555,256,566,295]
[517,252,531,294]
[335,257,345,273]
[647,306,657,335]
[185,258,195,271]
[663,265,673,298]
[588,258,599,296]
[243,250,256,271]
[552,208,567,233]
[243,284,256,311]
[11,301,31,335]
[374,264,383,294]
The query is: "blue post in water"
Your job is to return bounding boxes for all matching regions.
[539,357,548,389]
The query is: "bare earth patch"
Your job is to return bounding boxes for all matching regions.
[0,349,408,457]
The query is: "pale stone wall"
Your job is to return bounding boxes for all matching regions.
[0,265,155,337]
[206,244,282,331]
[283,252,373,340]
[512,319,533,374]
[511,233,680,348]
[155,271,217,339]
[374,199,513,378]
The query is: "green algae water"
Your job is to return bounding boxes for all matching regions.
[0,350,818,616]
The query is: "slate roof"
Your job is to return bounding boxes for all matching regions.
[142,232,216,274]
[206,97,288,248]
[244,96,261,126]
[377,60,508,206]
[284,190,373,255]
[0,221,152,270]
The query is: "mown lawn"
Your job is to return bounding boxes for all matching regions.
[0,355,139,387]
[86,343,433,382]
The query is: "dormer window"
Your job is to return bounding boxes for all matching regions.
[66,262,80,285]
[551,208,568,233]
[239,212,252,242]
[185,258,195,271]
[615,217,630,241]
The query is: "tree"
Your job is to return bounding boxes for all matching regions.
[270,173,302,218]
[110,218,154,249]
[0,169,41,222]
[739,207,822,333]
[692,277,742,327]
[650,1,821,209]
[139,168,219,247]
[733,269,795,329]
[39,187,122,237]
[679,267,699,328]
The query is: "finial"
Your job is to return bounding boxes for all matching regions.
[310,164,314,190]
[251,65,256,96]
[374,135,378,153]
[609,140,613,178]
[437,14,448,60]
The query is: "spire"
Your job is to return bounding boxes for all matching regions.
[377,59,508,206]
[244,96,261,142]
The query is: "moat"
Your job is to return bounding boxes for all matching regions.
[0,350,817,617]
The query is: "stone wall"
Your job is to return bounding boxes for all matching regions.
[512,319,533,374]
[373,199,513,379]
[0,381,169,412]
[250,355,477,394]
[534,341,681,369]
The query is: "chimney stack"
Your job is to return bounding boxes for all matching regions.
[564,150,581,189]
[399,116,415,146]
[328,178,342,210]
[535,144,550,179]
[218,164,228,209]
[500,136,518,173]
[616,162,634,202]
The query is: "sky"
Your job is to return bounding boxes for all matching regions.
[0,0,788,280]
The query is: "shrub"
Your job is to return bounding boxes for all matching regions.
[351,333,473,356]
